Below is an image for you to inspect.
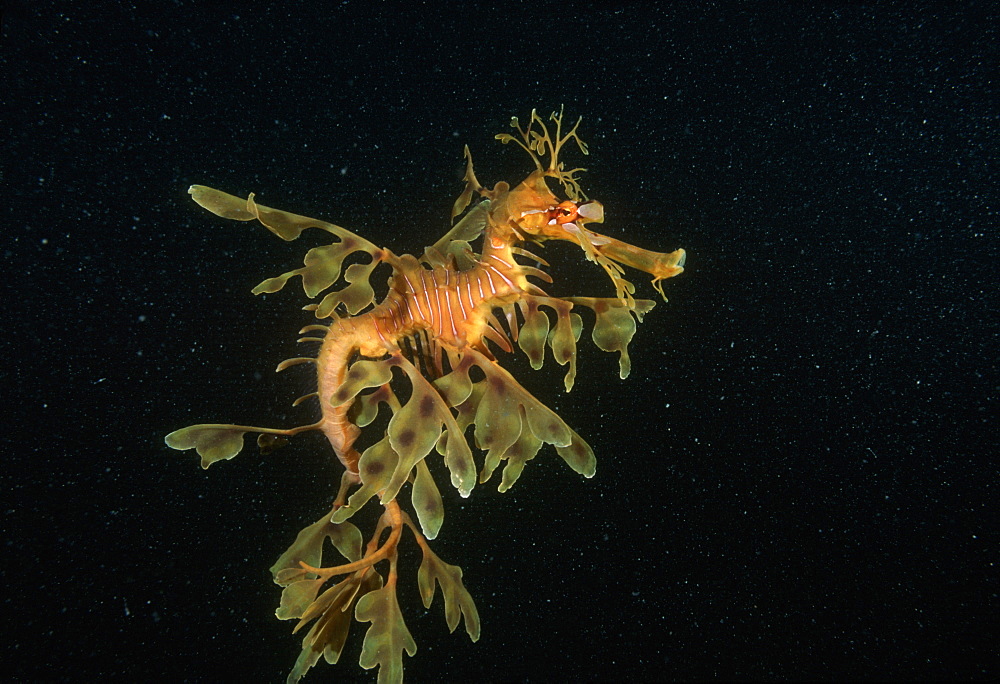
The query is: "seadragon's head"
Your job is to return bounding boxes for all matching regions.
[496,108,687,307]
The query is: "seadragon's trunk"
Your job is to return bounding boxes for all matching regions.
[315,316,368,478]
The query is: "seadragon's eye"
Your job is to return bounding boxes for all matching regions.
[547,200,580,225]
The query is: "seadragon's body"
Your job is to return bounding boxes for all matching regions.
[166,109,685,683]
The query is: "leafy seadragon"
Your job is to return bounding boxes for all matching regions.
[165,108,686,682]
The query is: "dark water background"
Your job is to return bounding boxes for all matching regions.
[5,2,996,681]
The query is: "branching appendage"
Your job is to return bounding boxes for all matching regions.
[297,500,404,580]
[273,495,478,684]
[495,106,590,200]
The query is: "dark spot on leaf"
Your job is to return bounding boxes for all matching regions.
[365,459,384,475]
[489,375,506,395]
[419,395,436,418]
[257,434,288,455]
[397,429,416,448]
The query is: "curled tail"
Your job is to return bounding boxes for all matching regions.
[315,316,377,478]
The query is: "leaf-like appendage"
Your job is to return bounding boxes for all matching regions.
[249,234,378,299]
[517,299,550,370]
[433,353,475,407]
[442,426,476,498]
[385,356,477,500]
[590,302,638,379]
[353,384,397,428]
[287,571,383,684]
[188,185,257,221]
[416,546,480,642]
[270,511,363,587]
[568,297,655,380]
[315,260,380,317]
[453,350,591,490]
[331,360,394,408]
[189,186,383,302]
[547,305,583,392]
[333,437,397,524]
[497,407,544,492]
[430,200,489,261]
[473,371,523,469]
[555,428,596,479]
[164,423,247,469]
[411,459,444,540]
[355,583,417,684]
[469,355,572,449]
[250,241,356,297]
[385,383,446,503]
[277,577,327,621]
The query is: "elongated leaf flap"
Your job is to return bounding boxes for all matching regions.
[356,583,417,683]
[164,423,248,469]
[333,438,397,524]
[517,299,550,370]
[277,577,327,622]
[411,459,444,540]
[473,373,523,470]
[591,302,637,379]
[354,384,396,428]
[540,299,582,392]
[295,576,360,632]
[331,360,394,407]
[315,260,380,317]
[252,240,378,300]
[188,185,376,248]
[416,546,480,642]
[387,356,477,500]
[299,244,358,299]
[433,352,475,407]
[554,428,597,478]
[431,199,489,257]
[568,297,655,379]
[442,423,477,499]
[385,380,446,502]
[496,407,544,492]
[287,571,382,683]
[188,185,258,221]
[188,185,386,301]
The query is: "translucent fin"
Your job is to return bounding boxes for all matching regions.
[450,146,484,222]
[433,200,489,257]
[189,185,378,247]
